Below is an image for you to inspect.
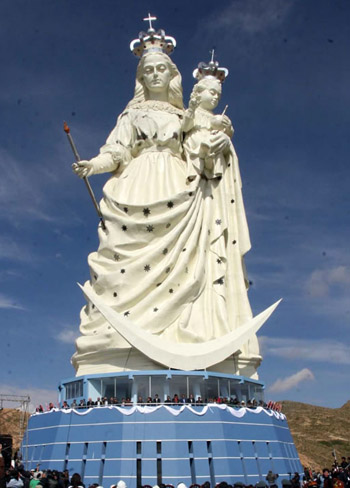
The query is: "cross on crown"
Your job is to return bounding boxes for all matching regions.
[193,49,229,83]
[130,14,177,57]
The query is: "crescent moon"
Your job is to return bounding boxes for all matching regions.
[79,283,281,371]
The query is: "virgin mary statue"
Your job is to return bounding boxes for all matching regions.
[71,21,270,379]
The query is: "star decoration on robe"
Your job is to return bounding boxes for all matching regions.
[231,199,235,203]
[166,223,171,228]
[146,225,154,232]
[167,201,174,208]
[217,258,222,264]
[122,225,128,232]
[124,311,130,317]
[232,240,237,245]
[144,264,151,272]
[215,219,222,225]
[123,207,128,213]
[153,307,159,312]
[114,253,121,261]
[162,248,168,255]
[182,248,186,252]
[113,292,117,297]
[169,288,174,293]
[216,278,224,285]
[121,269,126,274]
[143,207,151,217]
[165,267,171,273]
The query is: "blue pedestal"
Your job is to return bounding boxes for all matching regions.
[22,403,301,487]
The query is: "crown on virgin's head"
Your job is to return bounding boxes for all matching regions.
[193,50,229,83]
[130,14,176,57]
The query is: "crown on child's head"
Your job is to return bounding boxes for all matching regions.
[130,14,177,57]
[193,50,229,83]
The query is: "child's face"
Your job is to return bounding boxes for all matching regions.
[198,80,222,111]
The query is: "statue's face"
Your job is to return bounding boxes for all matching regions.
[142,54,172,94]
[198,80,222,111]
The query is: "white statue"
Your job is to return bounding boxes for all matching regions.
[71,21,278,378]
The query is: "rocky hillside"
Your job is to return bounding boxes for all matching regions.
[1,401,349,470]
[282,400,350,471]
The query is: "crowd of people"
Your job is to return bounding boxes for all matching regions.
[301,459,350,488]
[1,458,350,488]
[35,397,282,413]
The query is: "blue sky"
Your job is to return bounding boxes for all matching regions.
[1,0,349,410]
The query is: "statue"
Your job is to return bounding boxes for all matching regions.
[71,19,278,378]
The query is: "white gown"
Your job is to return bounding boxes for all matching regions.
[72,100,260,374]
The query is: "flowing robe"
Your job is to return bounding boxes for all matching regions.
[72,101,260,374]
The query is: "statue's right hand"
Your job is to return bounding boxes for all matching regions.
[72,160,94,179]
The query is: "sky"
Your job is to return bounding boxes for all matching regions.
[0,0,350,411]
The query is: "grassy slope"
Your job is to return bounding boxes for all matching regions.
[282,400,350,471]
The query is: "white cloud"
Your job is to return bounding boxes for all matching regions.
[0,236,34,263]
[260,336,350,365]
[269,368,315,393]
[305,265,350,298]
[0,293,24,310]
[0,149,54,222]
[214,0,293,34]
[56,328,79,344]
[0,384,58,413]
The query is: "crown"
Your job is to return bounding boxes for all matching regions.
[130,14,176,57]
[193,50,229,83]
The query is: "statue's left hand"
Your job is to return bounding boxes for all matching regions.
[72,160,94,179]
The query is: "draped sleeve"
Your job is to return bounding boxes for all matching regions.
[99,111,134,174]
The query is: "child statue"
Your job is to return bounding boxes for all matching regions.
[182,57,233,181]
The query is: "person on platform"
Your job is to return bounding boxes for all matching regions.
[153,394,161,404]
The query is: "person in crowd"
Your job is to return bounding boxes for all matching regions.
[6,470,24,488]
[110,482,127,488]
[291,472,300,488]
[29,472,41,488]
[67,474,84,488]
[320,469,333,488]
[266,470,279,487]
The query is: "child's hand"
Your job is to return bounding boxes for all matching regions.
[189,93,201,111]
[211,115,231,131]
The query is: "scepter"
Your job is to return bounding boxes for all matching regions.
[63,122,106,230]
